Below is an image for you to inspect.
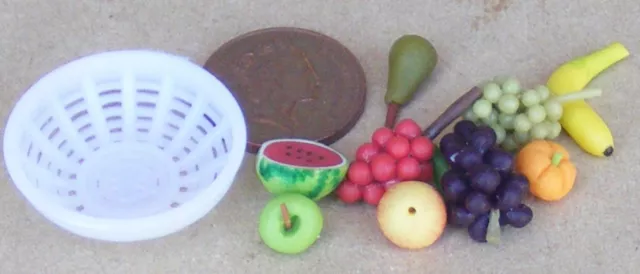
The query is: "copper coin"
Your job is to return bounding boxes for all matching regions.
[204,27,367,154]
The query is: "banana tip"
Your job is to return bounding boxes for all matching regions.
[603,146,614,157]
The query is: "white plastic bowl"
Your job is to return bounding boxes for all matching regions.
[2,50,247,242]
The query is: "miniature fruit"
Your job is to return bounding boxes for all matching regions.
[417,163,434,183]
[372,127,394,147]
[547,42,628,96]
[377,181,447,249]
[259,193,324,254]
[515,140,577,202]
[385,35,438,128]
[397,157,421,180]
[410,136,435,161]
[466,75,604,153]
[468,209,501,244]
[465,192,492,214]
[347,161,374,186]
[370,153,397,182]
[500,204,534,228]
[385,136,411,159]
[468,164,501,195]
[355,142,380,162]
[546,42,629,157]
[382,179,401,191]
[362,183,386,205]
[441,172,470,203]
[394,118,423,139]
[334,118,435,206]
[334,181,362,204]
[438,120,534,244]
[256,139,348,200]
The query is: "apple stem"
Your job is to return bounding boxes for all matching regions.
[280,203,292,230]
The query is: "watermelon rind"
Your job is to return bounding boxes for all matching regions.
[256,139,348,200]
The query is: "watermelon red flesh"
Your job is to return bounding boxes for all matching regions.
[262,141,343,168]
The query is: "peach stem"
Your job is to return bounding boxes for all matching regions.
[280,203,292,230]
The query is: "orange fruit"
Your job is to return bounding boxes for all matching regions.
[515,140,577,202]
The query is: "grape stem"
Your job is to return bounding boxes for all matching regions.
[280,203,292,230]
[486,209,501,245]
[552,88,603,104]
[551,152,563,166]
[423,87,483,139]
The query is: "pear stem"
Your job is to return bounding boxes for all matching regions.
[551,152,564,166]
[553,88,602,103]
[385,103,400,128]
[280,203,292,230]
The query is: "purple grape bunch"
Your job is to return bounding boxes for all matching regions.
[439,119,534,244]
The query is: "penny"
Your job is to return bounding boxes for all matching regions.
[204,27,367,154]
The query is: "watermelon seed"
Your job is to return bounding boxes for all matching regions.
[296,148,302,153]
[285,152,291,156]
[306,151,312,156]
[318,156,324,160]
[286,145,292,149]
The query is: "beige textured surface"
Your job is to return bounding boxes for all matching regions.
[1,0,639,273]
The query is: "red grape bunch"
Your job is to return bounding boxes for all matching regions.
[439,120,534,244]
[335,118,435,206]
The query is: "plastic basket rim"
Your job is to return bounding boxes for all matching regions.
[2,49,248,242]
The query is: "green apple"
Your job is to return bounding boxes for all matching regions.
[258,193,324,254]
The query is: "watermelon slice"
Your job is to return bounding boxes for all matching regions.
[256,138,348,200]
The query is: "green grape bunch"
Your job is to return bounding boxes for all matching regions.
[464,76,564,152]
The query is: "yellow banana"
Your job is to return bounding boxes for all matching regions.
[546,42,629,157]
